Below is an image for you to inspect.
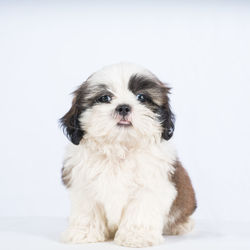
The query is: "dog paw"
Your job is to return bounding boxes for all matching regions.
[114,226,163,247]
[61,227,106,244]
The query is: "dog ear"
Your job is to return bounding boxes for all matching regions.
[60,88,84,145]
[161,104,175,140]
[160,88,175,140]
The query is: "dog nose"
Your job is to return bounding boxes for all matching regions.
[115,104,131,116]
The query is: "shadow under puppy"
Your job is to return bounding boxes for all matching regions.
[60,63,196,247]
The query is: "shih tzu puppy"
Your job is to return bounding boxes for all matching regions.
[60,63,196,247]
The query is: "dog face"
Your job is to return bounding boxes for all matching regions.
[60,63,175,145]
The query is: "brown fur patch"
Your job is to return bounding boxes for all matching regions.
[166,160,197,235]
[128,74,169,106]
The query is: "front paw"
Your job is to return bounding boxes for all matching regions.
[114,226,163,247]
[61,227,106,244]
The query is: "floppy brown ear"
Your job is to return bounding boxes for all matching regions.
[60,89,85,145]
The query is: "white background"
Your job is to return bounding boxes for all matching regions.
[0,0,250,233]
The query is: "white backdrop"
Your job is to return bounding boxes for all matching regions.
[0,1,250,224]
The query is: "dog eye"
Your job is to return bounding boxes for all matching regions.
[136,94,146,102]
[97,95,112,103]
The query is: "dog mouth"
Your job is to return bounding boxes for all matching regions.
[117,118,132,126]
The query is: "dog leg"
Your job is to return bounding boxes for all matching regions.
[114,190,167,247]
[61,194,109,244]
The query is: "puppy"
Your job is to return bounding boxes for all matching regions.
[60,63,196,247]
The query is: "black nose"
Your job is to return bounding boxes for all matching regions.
[115,104,131,116]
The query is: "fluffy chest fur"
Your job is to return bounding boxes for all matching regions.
[63,141,177,229]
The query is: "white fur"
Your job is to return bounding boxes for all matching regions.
[61,63,179,247]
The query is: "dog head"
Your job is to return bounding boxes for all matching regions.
[60,63,175,146]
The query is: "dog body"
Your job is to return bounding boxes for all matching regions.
[60,63,196,247]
